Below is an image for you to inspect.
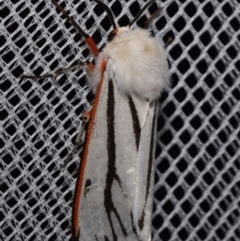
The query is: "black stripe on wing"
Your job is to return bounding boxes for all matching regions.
[138,102,157,230]
[104,236,110,241]
[128,96,141,150]
[104,79,128,241]
[84,179,92,196]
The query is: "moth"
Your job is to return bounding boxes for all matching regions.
[21,0,170,240]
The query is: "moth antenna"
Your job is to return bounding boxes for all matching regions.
[51,0,89,39]
[129,0,156,27]
[144,6,163,29]
[51,0,99,56]
[92,0,117,31]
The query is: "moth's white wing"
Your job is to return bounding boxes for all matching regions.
[76,73,157,241]
[77,73,110,241]
[131,98,158,241]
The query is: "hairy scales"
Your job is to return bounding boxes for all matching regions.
[87,28,169,101]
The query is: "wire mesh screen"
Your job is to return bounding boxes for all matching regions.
[1,0,240,240]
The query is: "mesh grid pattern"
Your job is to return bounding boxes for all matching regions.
[1,0,240,241]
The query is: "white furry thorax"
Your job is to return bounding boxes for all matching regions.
[87,27,169,101]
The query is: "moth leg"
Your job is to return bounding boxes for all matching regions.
[51,0,99,57]
[144,6,163,29]
[62,110,92,169]
[20,62,85,80]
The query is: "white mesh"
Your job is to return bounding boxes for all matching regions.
[1,0,240,241]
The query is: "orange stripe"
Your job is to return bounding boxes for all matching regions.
[73,59,107,238]
[86,37,99,57]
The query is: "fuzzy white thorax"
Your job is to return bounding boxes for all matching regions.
[87,27,169,101]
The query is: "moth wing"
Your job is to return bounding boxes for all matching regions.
[78,75,143,241]
[77,74,110,241]
[76,67,158,240]
[130,96,158,241]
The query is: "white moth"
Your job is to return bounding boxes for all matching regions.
[21,0,169,240]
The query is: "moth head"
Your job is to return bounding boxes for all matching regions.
[116,27,130,34]
[108,26,130,42]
